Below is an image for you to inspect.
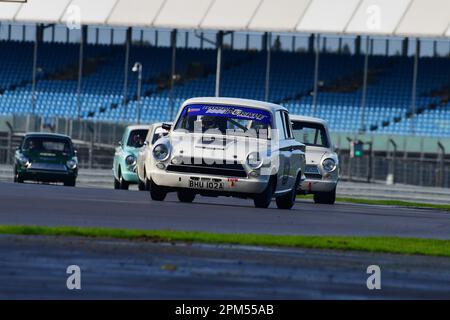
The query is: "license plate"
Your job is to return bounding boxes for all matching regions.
[30,163,67,171]
[305,165,320,174]
[189,179,224,190]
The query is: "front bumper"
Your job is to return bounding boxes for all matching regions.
[151,169,269,195]
[299,179,337,193]
[121,170,139,183]
[18,168,77,182]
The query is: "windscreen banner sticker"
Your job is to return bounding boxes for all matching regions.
[185,104,272,124]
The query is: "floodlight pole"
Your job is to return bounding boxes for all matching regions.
[215,31,223,97]
[123,27,131,120]
[410,38,420,135]
[31,24,40,116]
[77,26,87,119]
[360,36,370,133]
[169,29,177,120]
[264,32,272,102]
[312,34,320,116]
[133,62,143,125]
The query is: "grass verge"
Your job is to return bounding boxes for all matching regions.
[298,195,450,212]
[1,225,450,257]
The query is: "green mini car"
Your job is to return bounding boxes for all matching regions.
[113,125,149,190]
[14,133,78,186]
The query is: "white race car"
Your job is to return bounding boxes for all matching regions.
[136,122,171,190]
[290,115,339,204]
[142,97,306,209]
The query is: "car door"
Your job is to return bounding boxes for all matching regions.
[274,111,290,193]
[137,125,153,181]
[281,111,303,187]
[114,129,127,179]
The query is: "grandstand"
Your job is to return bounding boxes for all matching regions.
[0,0,449,137]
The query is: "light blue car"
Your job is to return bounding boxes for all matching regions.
[113,125,149,190]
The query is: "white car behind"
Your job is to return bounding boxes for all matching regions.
[290,115,339,204]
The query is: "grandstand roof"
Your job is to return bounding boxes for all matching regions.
[0,2,21,21]
[107,0,165,27]
[2,0,449,38]
[154,0,212,29]
[395,0,450,37]
[15,0,71,24]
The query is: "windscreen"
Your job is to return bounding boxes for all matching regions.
[292,121,329,148]
[22,137,72,155]
[127,129,148,148]
[174,104,272,139]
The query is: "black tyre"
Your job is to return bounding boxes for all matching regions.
[64,178,76,187]
[14,168,24,183]
[118,169,129,190]
[114,177,120,189]
[276,174,301,210]
[253,176,275,208]
[149,179,167,201]
[138,179,146,191]
[143,167,150,191]
[177,190,196,203]
[313,187,336,205]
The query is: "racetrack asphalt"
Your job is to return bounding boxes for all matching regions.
[0,181,449,239]
[2,234,450,299]
[1,181,450,299]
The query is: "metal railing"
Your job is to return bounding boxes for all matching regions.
[339,151,450,188]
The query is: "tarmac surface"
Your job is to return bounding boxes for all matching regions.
[0,182,449,239]
[1,181,450,299]
[1,234,450,299]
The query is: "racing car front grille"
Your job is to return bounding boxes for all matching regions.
[167,158,247,178]
[29,163,68,172]
[305,173,323,180]
[304,165,322,180]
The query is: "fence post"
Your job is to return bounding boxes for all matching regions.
[388,139,397,185]
[367,141,373,183]
[437,142,445,188]
[6,121,13,165]
[88,124,94,169]
[346,137,352,182]
[419,137,424,186]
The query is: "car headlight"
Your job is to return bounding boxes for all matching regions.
[153,144,169,161]
[125,154,137,166]
[322,158,337,172]
[17,154,30,166]
[247,152,263,169]
[66,157,78,170]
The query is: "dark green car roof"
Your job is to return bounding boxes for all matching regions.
[23,132,72,140]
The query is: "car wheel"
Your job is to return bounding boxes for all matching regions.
[118,168,129,190]
[143,167,150,191]
[114,177,120,189]
[138,179,146,191]
[14,169,24,183]
[313,187,336,205]
[253,176,275,208]
[177,190,196,203]
[145,176,150,191]
[276,174,301,210]
[149,179,167,201]
[64,178,76,187]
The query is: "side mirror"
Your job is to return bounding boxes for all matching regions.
[162,123,172,131]
[144,141,149,147]
[118,141,122,147]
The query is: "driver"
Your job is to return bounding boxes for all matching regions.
[201,116,226,133]
[132,134,144,147]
